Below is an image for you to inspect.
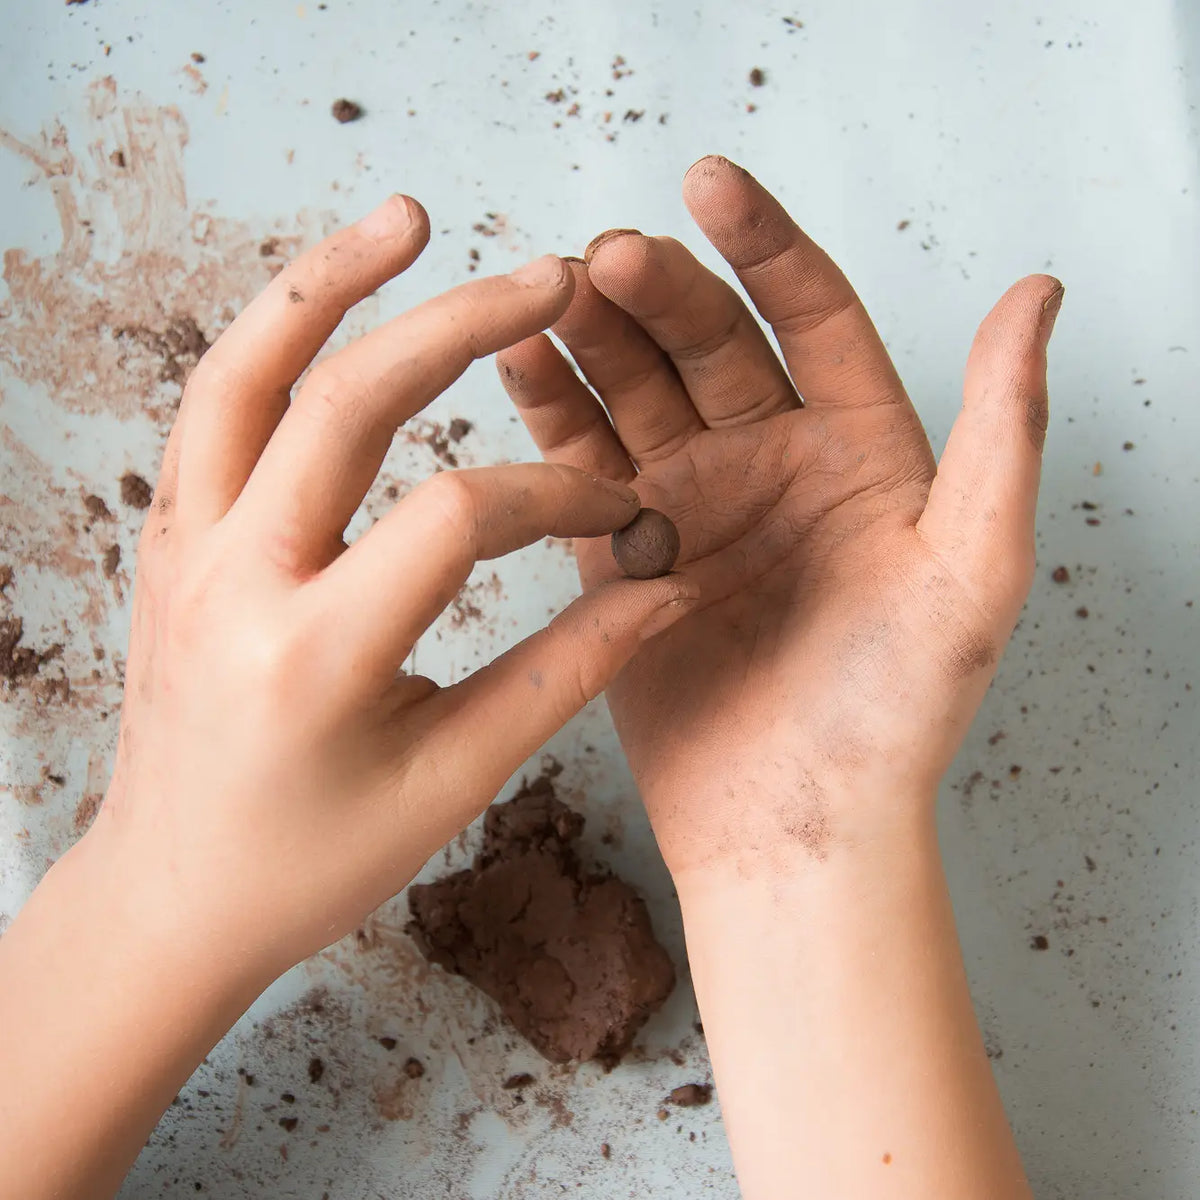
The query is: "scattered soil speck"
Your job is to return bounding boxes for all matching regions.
[1031,934,1050,951]
[666,1083,712,1107]
[749,67,767,87]
[119,472,153,509]
[331,98,364,123]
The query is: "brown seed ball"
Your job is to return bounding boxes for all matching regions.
[612,509,680,579]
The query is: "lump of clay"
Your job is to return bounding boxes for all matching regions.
[611,508,680,579]
[406,774,675,1066]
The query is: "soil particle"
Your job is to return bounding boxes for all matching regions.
[666,1083,712,1107]
[406,772,675,1064]
[307,1057,324,1084]
[1,617,64,689]
[114,314,209,388]
[83,494,113,521]
[403,1057,425,1079]
[749,67,767,86]
[611,508,680,579]
[331,98,363,123]
[73,792,102,834]
[502,1072,535,1090]
[102,545,121,578]
[119,472,153,509]
[378,1036,398,1050]
[1031,935,1050,951]
[447,417,473,443]
[1052,566,1070,584]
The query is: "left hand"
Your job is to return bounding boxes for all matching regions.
[498,156,1062,880]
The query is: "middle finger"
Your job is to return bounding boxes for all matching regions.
[232,256,573,572]
[585,232,800,428]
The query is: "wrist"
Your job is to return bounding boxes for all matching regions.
[71,805,282,1001]
[659,775,941,899]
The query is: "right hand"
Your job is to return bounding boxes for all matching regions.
[87,194,698,979]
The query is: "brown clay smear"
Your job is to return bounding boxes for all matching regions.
[0,76,332,424]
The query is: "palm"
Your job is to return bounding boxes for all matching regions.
[500,157,1056,870]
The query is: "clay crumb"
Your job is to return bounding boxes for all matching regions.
[666,1083,712,1107]
[403,1057,425,1079]
[502,1073,535,1090]
[102,545,121,578]
[119,473,153,509]
[279,1116,298,1132]
[897,219,910,231]
[84,494,113,522]
[190,51,205,63]
[1075,606,1090,619]
[378,1036,397,1050]
[73,793,101,833]
[109,148,126,168]
[1,617,64,688]
[1051,565,1070,584]
[1031,934,1050,951]
[0,565,12,593]
[114,314,210,387]
[749,67,767,87]
[447,417,473,443]
[331,98,363,123]
[307,1057,325,1084]
[600,1142,611,1159]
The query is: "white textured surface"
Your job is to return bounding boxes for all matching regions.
[1,1,1198,1196]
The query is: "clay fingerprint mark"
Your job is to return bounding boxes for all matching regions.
[0,75,325,423]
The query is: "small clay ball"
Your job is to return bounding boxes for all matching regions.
[612,508,680,580]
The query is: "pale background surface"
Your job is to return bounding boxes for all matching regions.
[1,1,1197,1196]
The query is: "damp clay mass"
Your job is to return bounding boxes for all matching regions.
[611,508,680,579]
[407,773,676,1065]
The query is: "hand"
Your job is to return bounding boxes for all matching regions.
[498,156,1061,880]
[90,194,697,976]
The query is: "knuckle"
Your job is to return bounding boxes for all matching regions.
[297,359,373,434]
[419,470,478,543]
[543,618,604,716]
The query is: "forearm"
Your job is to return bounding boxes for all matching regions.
[676,799,1030,1200]
[0,821,270,1200]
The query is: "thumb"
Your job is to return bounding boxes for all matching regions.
[918,274,1063,609]
[424,574,699,796]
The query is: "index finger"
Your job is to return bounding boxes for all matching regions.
[310,462,643,700]
[176,195,431,528]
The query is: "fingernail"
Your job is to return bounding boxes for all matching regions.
[638,590,700,642]
[589,475,640,507]
[583,227,642,265]
[1041,283,1065,344]
[357,194,412,241]
[512,254,566,287]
